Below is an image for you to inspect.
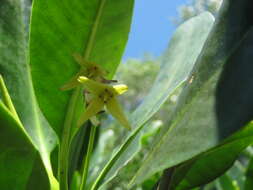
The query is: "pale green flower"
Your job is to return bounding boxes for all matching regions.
[77,76,131,130]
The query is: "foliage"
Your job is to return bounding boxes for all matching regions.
[0,0,253,190]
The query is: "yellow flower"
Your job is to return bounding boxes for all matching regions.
[77,76,131,130]
[61,53,107,90]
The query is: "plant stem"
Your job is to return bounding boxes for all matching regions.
[59,87,83,190]
[80,125,97,190]
[91,126,143,190]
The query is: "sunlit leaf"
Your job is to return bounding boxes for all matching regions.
[131,0,253,186]
[91,12,214,189]
[165,28,253,190]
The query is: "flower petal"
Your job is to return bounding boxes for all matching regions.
[77,97,104,127]
[78,76,107,95]
[112,84,128,95]
[106,97,131,130]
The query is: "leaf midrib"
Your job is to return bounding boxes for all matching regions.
[62,0,107,157]
[84,0,106,60]
[60,0,107,189]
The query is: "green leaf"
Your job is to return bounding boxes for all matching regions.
[168,123,253,190]
[27,155,51,190]
[91,12,214,189]
[131,0,253,186]
[0,101,36,189]
[29,0,134,189]
[29,0,135,136]
[159,23,253,190]
[0,0,58,188]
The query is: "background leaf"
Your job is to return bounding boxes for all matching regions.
[0,0,58,188]
[91,12,214,189]
[131,0,253,186]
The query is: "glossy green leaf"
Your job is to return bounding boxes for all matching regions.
[27,155,51,190]
[0,101,35,189]
[29,0,135,136]
[29,1,134,189]
[131,0,253,186]
[0,0,58,188]
[91,12,214,189]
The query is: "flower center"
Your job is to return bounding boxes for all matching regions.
[99,88,113,103]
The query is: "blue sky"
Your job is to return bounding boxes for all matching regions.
[124,0,187,59]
